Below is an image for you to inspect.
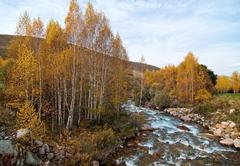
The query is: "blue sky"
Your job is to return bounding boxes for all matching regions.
[0,0,240,75]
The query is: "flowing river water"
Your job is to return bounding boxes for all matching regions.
[112,103,240,166]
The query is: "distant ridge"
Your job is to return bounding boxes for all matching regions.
[0,34,159,72]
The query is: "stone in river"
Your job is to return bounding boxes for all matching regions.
[141,124,155,131]
[177,125,190,132]
[233,139,240,149]
[219,138,234,146]
[198,133,215,139]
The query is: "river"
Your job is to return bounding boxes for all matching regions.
[113,103,240,166]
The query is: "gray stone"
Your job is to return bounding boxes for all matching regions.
[0,131,5,137]
[92,160,99,166]
[43,143,50,153]
[219,138,234,146]
[39,146,45,155]
[35,140,43,147]
[233,139,240,148]
[0,140,15,155]
[25,151,41,165]
[47,153,54,160]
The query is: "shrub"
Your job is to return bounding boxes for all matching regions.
[193,103,215,117]
[152,90,171,109]
[63,128,118,165]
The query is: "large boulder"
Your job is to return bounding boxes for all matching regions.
[219,138,234,146]
[0,140,15,155]
[25,151,41,165]
[233,139,240,149]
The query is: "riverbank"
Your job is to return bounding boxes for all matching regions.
[162,107,240,149]
[0,108,146,165]
[110,104,240,165]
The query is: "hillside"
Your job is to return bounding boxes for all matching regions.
[0,34,158,72]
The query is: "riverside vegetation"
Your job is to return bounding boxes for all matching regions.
[0,0,239,165]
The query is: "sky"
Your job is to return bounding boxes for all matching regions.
[0,0,240,75]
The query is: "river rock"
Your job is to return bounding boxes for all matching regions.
[229,109,235,114]
[127,143,134,148]
[213,129,223,137]
[92,160,99,166]
[198,133,215,139]
[25,151,41,165]
[219,138,234,146]
[39,147,45,155]
[47,153,54,160]
[35,140,43,147]
[233,139,240,149]
[221,121,229,129]
[0,131,6,137]
[180,115,191,122]
[43,143,50,153]
[231,132,240,139]
[177,125,190,131]
[0,140,15,155]
[228,121,236,128]
[141,124,155,131]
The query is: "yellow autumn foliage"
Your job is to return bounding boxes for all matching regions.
[16,101,46,140]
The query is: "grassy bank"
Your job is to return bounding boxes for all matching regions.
[193,93,240,129]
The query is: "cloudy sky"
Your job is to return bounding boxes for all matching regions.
[0,0,240,75]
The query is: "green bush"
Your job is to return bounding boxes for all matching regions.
[193,103,215,117]
[152,90,171,109]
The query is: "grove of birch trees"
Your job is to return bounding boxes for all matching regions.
[6,0,129,131]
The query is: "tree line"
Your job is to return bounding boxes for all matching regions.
[5,0,130,132]
[144,52,216,105]
[215,72,240,93]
